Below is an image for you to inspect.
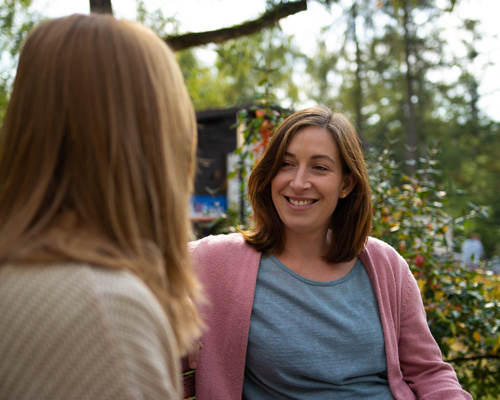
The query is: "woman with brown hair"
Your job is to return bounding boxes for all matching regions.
[0,13,202,399]
[190,105,471,399]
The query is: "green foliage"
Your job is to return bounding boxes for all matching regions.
[0,0,38,120]
[193,206,247,238]
[368,143,500,399]
[304,39,339,104]
[230,100,292,222]
[438,117,500,258]
[177,49,231,110]
[135,0,179,36]
[0,0,34,55]
[178,27,301,111]
[214,28,300,107]
[232,100,291,177]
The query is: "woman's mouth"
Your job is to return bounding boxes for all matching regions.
[286,197,316,206]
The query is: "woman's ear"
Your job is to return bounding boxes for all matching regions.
[340,174,356,198]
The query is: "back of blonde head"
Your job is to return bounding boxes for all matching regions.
[0,14,202,353]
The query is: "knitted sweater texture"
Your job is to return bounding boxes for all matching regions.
[0,263,181,400]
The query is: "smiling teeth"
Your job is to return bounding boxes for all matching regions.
[289,198,314,206]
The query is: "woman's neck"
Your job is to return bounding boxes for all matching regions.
[281,230,328,260]
[275,230,357,282]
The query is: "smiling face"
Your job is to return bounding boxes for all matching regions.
[271,126,353,239]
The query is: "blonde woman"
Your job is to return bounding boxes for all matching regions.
[0,14,202,399]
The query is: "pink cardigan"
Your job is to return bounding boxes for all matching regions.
[190,233,471,400]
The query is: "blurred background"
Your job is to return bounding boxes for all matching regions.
[1,1,500,397]
[5,0,497,258]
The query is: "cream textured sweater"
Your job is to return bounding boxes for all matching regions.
[0,263,181,399]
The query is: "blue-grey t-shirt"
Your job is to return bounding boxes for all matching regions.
[242,255,395,399]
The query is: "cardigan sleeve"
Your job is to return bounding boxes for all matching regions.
[190,234,261,400]
[397,264,472,400]
[361,238,472,400]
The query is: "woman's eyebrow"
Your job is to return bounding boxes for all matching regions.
[285,151,335,164]
[311,154,336,164]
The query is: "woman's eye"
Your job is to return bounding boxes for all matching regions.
[281,161,293,168]
[314,165,329,171]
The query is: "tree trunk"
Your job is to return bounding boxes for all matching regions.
[351,2,363,135]
[467,26,479,141]
[165,0,307,51]
[402,1,417,175]
[89,0,113,14]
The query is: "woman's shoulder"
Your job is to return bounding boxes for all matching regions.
[86,266,167,315]
[363,237,404,259]
[5,263,175,361]
[189,233,257,257]
[361,237,409,276]
[360,238,415,299]
[190,232,244,247]
[189,233,261,278]
[1,263,166,322]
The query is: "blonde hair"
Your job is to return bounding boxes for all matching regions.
[0,14,202,353]
[243,105,372,262]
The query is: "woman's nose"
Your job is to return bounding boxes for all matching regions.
[289,168,311,190]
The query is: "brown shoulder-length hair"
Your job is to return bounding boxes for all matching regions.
[242,105,372,263]
[0,14,202,353]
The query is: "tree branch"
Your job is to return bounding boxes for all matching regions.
[165,0,308,51]
[447,354,500,363]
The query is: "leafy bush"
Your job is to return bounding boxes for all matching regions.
[369,144,500,398]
